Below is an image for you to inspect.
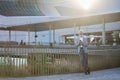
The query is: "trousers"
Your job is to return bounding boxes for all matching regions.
[78,47,88,70]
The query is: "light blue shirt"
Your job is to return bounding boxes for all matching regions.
[74,36,88,53]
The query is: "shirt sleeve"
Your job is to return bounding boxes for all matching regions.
[74,36,78,46]
[84,36,88,47]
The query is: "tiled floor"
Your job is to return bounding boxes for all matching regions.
[0,67,120,80]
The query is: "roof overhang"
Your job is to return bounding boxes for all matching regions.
[5,11,120,32]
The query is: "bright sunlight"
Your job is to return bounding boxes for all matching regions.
[76,0,95,10]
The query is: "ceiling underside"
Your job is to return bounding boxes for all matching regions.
[0,0,66,16]
[1,0,120,16]
[0,0,120,32]
[6,12,120,32]
[0,0,46,16]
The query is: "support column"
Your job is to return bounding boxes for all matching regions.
[102,16,106,45]
[8,30,11,46]
[78,19,81,31]
[15,31,16,41]
[74,22,76,37]
[49,24,52,46]
[9,30,11,42]
[61,35,65,44]
[35,31,37,46]
[53,27,55,43]
[73,22,77,45]
[27,30,30,45]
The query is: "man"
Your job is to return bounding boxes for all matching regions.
[74,30,90,75]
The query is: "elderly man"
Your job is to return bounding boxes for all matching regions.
[74,30,90,75]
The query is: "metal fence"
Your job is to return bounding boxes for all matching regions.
[0,45,77,77]
[0,45,120,77]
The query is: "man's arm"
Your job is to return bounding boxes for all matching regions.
[83,37,88,47]
[74,36,79,46]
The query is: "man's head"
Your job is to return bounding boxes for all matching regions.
[79,30,84,36]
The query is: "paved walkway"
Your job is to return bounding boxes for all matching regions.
[0,67,120,80]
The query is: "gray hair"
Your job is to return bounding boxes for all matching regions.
[79,30,84,33]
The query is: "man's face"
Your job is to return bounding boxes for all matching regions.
[79,31,83,36]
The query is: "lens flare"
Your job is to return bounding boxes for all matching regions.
[76,0,95,10]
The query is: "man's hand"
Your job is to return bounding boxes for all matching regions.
[79,40,83,45]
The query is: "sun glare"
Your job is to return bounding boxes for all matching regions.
[78,0,95,10]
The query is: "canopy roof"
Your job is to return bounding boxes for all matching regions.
[0,0,120,16]
[0,0,120,32]
[3,11,120,32]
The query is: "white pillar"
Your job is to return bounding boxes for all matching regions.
[15,31,16,41]
[9,30,11,42]
[49,24,52,43]
[28,31,30,45]
[102,16,106,45]
[74,22,77,45]
[74,22,76,37]
[27,30,30,45]
[35,31,37,45]
[8,30,11,46]
[53,27,55,43]
[61,35,65,44]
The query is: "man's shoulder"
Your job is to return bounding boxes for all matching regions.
[76,35,87,38]
[83,35,87,38]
